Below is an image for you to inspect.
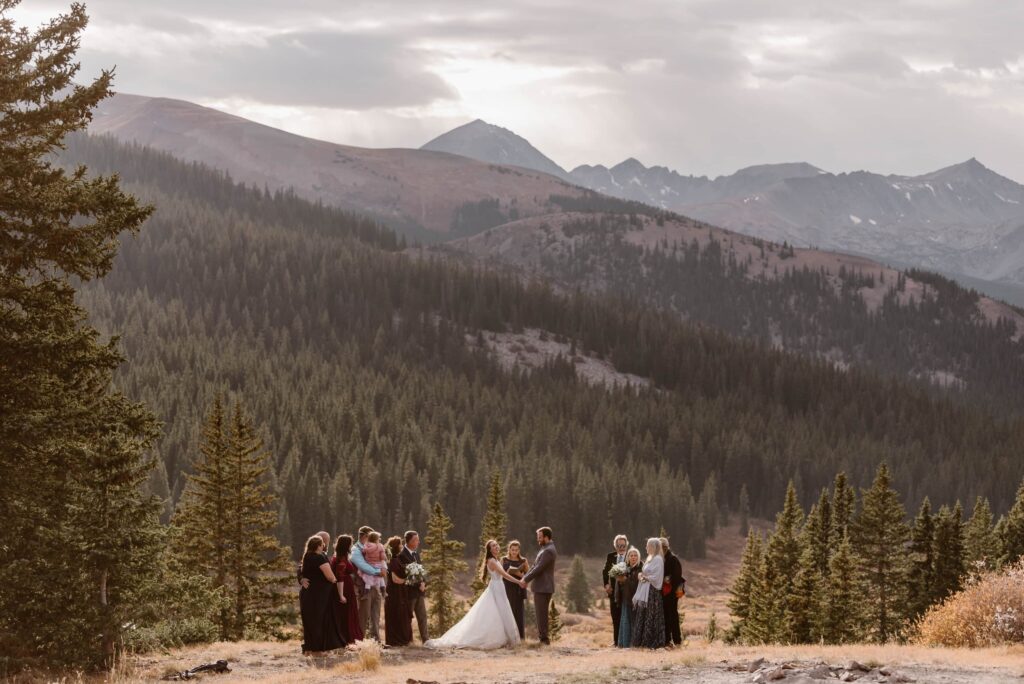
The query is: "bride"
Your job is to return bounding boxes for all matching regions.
[425,540,522,649]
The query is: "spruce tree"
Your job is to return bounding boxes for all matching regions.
[173,397,292,639]
[930,503,965,603]
[819,534,861,644]
[422,502,467,634]
[964,496,1000,570]
[1000,478,1024,565]
[565,555,592,613]
[785,542,821,643]
[738,484,751,537]
[830,471,855,547]
[727,530,763,642]
[0,2,160,669]
[906,498,935,620]
[471,471,508,598]
[853,464,910,643]
[802,490,832,577]
[548,600,564,642]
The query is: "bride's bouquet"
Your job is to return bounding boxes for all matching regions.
[405,562,427,584]
[608,561,629,579]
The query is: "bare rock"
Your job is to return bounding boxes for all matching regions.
[748,658,767,673]
[805,664,833,679]
[846,661,868,672]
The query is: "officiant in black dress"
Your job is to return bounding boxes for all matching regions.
[501,540,530,639]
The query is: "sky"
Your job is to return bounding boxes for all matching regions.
[12,0,1024,180]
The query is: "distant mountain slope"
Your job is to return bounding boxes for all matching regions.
[436,202,1024,414]
[421,119,571,181]
[90,94,582,241]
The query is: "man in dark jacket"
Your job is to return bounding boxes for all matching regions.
[520,526,557,644]
[661,536,684,646]
[602,534,629,646]
[398,530,429,643]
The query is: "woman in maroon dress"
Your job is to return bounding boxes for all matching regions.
[384,536,413,647]
[331,534,364,643]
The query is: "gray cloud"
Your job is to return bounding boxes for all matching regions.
[13,0,1024,180]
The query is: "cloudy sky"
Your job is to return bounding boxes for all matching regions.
[13,0,1024,180]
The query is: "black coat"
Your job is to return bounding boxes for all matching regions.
[663,550,684,593]
[398,547,423,598]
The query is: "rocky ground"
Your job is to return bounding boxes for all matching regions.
[128,638,1024,684]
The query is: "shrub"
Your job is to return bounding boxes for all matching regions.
[916,561,1024,647]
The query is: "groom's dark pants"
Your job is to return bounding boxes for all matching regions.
[663,592,681,645]
[534,592,552,643]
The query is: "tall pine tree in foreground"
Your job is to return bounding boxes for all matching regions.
[423,502,468,634]
[726,530,763,642]
[471,472,508,598]
[0,1,160,669]
[819,534,861,644]
[173,396,292,639]
[930,503,965,603]
[854,464,910,643]
[906,498,935,620]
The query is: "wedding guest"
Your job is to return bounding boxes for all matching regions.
[330,534,364,643]
[384,536,413,647]
[297,531,331,588]
[352,526,385,641]
[501,540,530,639]
[615,547,642,648]
[602,534,629,646]
[398,530,429,643]
[630,538,666,649]
[661,536,684,647]
[299,535,346,654]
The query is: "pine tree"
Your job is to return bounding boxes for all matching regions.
[738,484,751,537]
[931,503,965,603]
[906,498,935,620]
[173,397,292,639]
[964,496,1000,570]
[802,490,832,578]
[727,530,763,642]
[548,600,563,642]
[853,464,910,643]
[761,481,804,641]
[0,2,160,669]
[818,534,861,644]
[830,472,855,547]
[422,502,468,635]
[1000,478,1024,565]
[471,472,508,598]
[565,555,592,613]
[785,542,821,643]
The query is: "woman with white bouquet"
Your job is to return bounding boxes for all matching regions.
[611,547,642,647]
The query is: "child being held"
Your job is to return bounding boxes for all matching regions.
[359,531,388,595]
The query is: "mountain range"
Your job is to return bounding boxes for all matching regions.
[421,120,1024,300]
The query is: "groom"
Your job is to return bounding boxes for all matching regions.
[519,526,557,645]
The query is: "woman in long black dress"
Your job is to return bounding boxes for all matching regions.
[299,535,347,654]
[384,536,413,647]
[501,540,530,639]
[630,538,666,649]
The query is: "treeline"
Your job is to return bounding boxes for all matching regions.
[59,133,1024,559]
[513,211,1024,415]
[728,466,1024,644]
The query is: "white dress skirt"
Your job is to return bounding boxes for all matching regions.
[424,568,521,649]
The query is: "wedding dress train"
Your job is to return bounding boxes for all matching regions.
[424,567,521,649]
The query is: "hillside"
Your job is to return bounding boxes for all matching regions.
[90,94,582,241]
[422,119,571,181]
[438,203,1024,414]
[60,134,1024,561]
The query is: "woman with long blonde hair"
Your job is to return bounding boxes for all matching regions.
[630,538,666,649]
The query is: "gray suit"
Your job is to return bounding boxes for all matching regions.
[522,542,557,642]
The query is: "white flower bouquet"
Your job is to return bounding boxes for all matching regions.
[608,561,629,579]
[405,562,427,584]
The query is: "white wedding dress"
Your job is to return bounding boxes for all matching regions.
[424,565,521,649]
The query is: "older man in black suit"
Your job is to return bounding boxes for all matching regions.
[602,534,629,646]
